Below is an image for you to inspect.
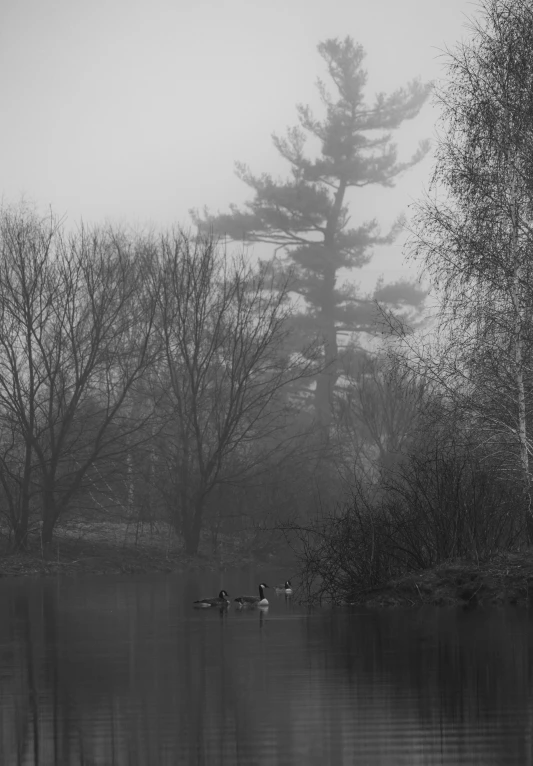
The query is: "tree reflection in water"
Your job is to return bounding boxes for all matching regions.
[0,576,531,764]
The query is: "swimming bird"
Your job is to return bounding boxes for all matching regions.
[234,583,269,607]
[193,590,230,608]
[274,580,293,595]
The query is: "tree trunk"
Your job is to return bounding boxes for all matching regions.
[41,517,56,547]
[314,352,337,428]
[509,182,532,542]
[13,519,29,552]
[314,285,338,429]
[182,502,204,555]
[314,180,346,428]
[512,295,532,542]
[41,487,58,549]
[182,494,205,556]
[14,438,34,551]
[127,451,135,518]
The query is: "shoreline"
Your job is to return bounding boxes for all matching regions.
[1,531,531,610]
[0,523,263,578]
[0,518,297,579]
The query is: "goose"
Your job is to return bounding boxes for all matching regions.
[193,590,230,608]
[274,580,293,595]
[234,583,269,607]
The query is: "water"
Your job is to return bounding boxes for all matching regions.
[0,569,532,765]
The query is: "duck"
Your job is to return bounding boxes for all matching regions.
[234,583,269,607]
[274,580,293,595]
[193,590,230,608]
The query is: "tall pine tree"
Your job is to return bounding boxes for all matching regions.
[192,37,431,427]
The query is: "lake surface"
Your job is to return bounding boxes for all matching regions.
[0,568,532,765]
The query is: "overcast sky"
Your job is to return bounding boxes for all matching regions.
[1,0,476,291]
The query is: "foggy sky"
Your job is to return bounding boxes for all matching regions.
[1,0,474,291]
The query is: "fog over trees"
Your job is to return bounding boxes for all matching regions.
[148,230,316,554]
[193,37,431,429]
[1,9,532,581]
[0,208,157,551]
[296,0,533,603]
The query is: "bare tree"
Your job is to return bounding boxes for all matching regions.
[0,205,157,550]
[150,230,315,554]
[336,352,427,477]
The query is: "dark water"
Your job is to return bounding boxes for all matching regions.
[0,570,532,765]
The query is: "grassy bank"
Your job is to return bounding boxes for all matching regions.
[355,552,533,608]
[2,521,532,610]
[0,520,269,577]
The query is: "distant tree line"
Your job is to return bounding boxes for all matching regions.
[0,208,318,554]
[0,200,435,557]
[0,35,435,558]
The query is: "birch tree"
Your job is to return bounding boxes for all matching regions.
[409,0,533,539]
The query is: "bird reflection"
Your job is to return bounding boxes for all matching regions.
[259,606,268,629]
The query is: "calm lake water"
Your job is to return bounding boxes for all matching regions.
[0,568,532,765]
